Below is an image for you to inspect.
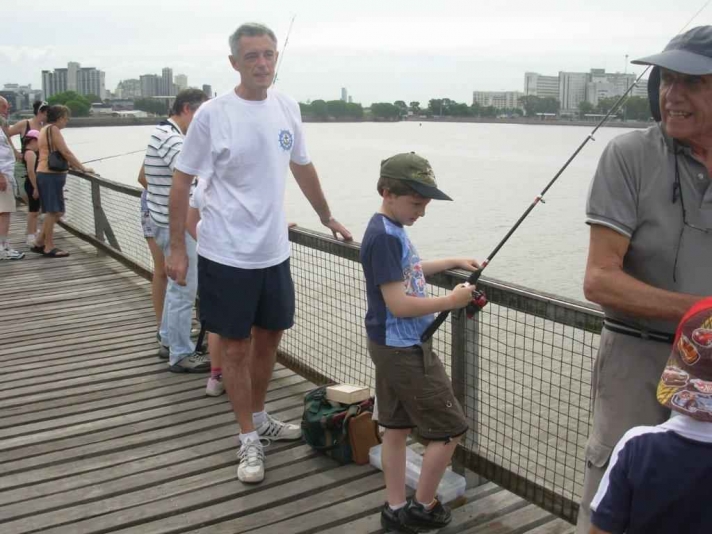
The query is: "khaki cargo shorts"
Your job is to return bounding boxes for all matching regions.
[368,339,468,441]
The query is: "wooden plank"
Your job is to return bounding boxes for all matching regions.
[1,442,321,533]
[464,504,553,533]
[5,316,156,352]
[0,409,303,510]
[0,377,306,472]
[0,367,295,418]
[104,463,374,534]
[526,518,576,534]
[0,325,157,362]
[192,473,386,534]
[0,381,310,461]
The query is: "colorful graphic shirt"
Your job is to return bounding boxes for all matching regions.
[360,213,432,347]
[590,415,712,534]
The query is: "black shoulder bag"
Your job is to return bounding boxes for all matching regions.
[47,126,69,172]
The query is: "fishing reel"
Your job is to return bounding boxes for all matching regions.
[465,289,488,318]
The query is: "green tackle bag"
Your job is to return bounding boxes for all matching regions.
[301,386,375,464]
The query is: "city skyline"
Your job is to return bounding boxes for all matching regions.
[1,0,699,106]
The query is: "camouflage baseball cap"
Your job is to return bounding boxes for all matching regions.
[379,152,452,201]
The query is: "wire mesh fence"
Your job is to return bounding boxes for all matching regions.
[61,172,602,524]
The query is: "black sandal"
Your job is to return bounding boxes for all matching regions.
[30,245,44,254]
[42,248,70,258]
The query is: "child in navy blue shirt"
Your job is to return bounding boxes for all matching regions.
[590,297,712,534]
[360,152,480,533]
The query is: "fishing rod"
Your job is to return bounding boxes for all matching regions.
[422,0,712,343]
[82,148,146,165]
[273,14,296,86]
[421,73,648,342]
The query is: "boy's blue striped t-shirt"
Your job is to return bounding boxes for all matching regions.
[360,213,432,347]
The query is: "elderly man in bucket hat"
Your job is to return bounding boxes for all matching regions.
[588,297,712,534]
[579,26,712,533]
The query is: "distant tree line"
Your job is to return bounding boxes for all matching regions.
[48,91,102,117]
[578,96,651,121]
[299,100,364,120]
[298,94,652,122]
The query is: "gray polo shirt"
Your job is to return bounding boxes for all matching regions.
[586,123,712,334]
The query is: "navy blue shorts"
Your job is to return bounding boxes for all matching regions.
[36,172,66,214]
[198,255,295,340]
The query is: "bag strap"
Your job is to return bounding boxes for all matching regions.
[47,125,55,153]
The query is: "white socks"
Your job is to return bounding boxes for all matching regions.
[252,411,268,426]
[240,431,260,445]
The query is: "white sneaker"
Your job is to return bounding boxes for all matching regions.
[26,234,35,246]
[205,376,225,397]
[256,414,302,441]
[0,247,25,260]
[237,440,265,483]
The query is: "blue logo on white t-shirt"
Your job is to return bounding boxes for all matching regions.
[278,130,294,151]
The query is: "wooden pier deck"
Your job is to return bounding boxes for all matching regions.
[0,212,574,534]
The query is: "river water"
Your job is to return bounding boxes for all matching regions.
[60,121,642,301]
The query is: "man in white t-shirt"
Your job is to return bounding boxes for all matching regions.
[167,23,352,484]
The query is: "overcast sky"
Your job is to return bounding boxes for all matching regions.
[2,0,709,105]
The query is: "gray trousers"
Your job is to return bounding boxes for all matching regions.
[576,328,671,533]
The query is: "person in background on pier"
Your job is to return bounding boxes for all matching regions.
[166,22,352,484]
[0,96,24,260]
[589,298,712,534]
[185,178,224,397]
[137,166,168,358]
[143,88,209,373]
[578,26,712,534]
[33,105,93,258]
[360,152,479,533]
[21,130,41,241]
[7,100,48,243]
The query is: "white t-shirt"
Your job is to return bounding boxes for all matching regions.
[0,124,15,172]
[176,89,310,269]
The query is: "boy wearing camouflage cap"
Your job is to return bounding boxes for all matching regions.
[359,152,480,532]
[589,297,712,534]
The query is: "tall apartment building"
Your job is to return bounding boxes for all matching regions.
[140,74,160,98]
[472,91,523,110]
[174,74,188,93]
[559,72,588,113]
[586,69,640,107]
[42,62,106,99]
[524,69,649,114]
[341,87,348,102]
[523,72,559,99]
[202,84,213,98]
[161,67,175,96]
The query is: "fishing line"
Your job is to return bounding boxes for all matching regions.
[81,149,146,165]
[274,14,296,86]
[421,0,712,343]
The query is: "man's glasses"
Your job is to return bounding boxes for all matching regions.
[672,145,712,281]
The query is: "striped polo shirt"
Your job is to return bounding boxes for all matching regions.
[144,118,183,227]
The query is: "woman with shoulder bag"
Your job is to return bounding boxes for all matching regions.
[33,105,93,258]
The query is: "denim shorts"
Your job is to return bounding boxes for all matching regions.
[36,172,66,214]
[198,255,295,340]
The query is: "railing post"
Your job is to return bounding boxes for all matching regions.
[90,179,121,252]
[452,308,485,487]
[451,310,467,475]
[91,180,106,255]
